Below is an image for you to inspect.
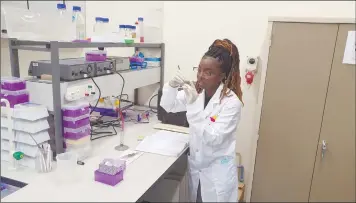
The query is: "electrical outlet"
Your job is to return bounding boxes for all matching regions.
[65,83,96,101]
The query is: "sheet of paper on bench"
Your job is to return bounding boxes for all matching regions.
[153,123,189,134]
[135,130,189,157]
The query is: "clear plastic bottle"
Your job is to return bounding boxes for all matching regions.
[131,25,137,41]
[93,17,104,35]
[138,17,144,43]
[118,25,126,43]
[72,6,85,40]
[126,25,133,40]
[57,3,66,15]
[56,3,67,41]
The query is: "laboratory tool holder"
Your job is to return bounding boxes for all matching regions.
[8,39,165,155]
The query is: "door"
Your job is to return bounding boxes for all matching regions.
[309,24,355,202]
[251,22,339,202]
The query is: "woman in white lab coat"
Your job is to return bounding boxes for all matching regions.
[160,39,243,202]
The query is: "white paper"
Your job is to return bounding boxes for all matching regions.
[342,31,356,65]
[135,130,189,157]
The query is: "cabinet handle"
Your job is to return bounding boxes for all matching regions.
[321,140,327,159]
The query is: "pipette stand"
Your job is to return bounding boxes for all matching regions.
[114,108,129,151]
[115,144,129,151]
[114,130,129,151]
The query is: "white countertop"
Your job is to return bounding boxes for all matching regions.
[1,117,185,202]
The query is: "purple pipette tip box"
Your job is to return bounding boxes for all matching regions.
[94,170,124,186]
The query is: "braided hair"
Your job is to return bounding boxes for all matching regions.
[203,39,243,103]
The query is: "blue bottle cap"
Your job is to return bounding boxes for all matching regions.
[138,17,144,21]
[132,26,136,30]
[119,25,125,29]
[95,17,103,22]
[57,3,66,9]
[102,18,109,23]
[73,6,81,11]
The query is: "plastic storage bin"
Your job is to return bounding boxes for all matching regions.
[62,114,90,128]
[85,50,107,61]
[95,169,124,186]
[63,125,91,140]
[64,137,91,161]
[1,90,29,108]
[1,77,26,91]
[62,102,90,117]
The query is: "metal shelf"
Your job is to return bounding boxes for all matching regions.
[8,38,165,155]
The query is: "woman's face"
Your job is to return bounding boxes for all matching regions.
[196,57,224,90]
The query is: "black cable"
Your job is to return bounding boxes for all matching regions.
[89,71,126,141]
[89,77,101,115]
[114,71,125,110]
[26,0,29,9]
[149,94,158,113]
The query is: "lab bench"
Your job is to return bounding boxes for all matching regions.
[1,117,190,202]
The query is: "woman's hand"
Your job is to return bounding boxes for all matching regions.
[182,82,199,104]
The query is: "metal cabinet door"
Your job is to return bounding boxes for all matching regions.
[251,22,339,202]
[309,23,355,202]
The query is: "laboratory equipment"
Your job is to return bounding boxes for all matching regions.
[85,50,107,61]
[1,98,18,170]
[94,158,126,186]
[8,39,165,155]
[1,128,50,146]
[28,58,117,81]
[92,17,109,40]
[145,58,161,67]
[62,102,90,117]
[93,17,104,34]
[56,152,77,181]
[9,118,49,134]
[0,90,29,108]
[63,125,91,139]
[124,25,134,44]
[1,100,51,169]
[64,136,91,161]
[1,77,26,91]
[107,56,130,71]
[35,143,53,173]
[62,114,90,128]
[57,3,66,15]
[72,6,85,40]
[94,170,123,186]
[131,25,137,40]
[118,25,126,43]
[130,52,147,69]
[138,17,144,42]
[98,159,126,175]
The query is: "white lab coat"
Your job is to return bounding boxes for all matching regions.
[160,83,242,202]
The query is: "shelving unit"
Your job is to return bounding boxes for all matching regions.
[8,38,165,154]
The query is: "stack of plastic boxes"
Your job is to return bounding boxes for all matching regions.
[1,77,29,108]
[62,102,91,161]
[1,103,50,169]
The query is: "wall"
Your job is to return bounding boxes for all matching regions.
[162,1,355,201]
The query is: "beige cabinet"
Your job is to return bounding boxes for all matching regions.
[251,18,355,202]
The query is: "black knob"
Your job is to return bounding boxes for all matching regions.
[248,58,256,65]
[87,65,93,73]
